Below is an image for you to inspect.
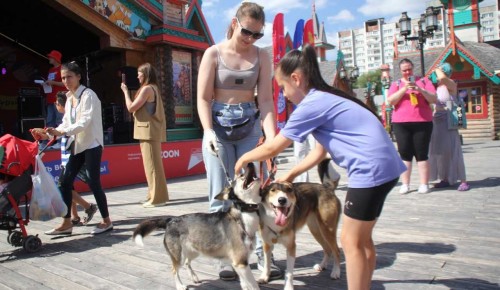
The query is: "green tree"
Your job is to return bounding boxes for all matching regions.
[354,69,382,94]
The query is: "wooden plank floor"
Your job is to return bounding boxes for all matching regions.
[1,140,499,289]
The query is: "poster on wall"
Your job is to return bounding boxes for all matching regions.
[172,50,193,125]
[80,0,151,38]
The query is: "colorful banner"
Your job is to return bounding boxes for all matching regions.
[293,19,304,49]
[303,19,315,46]
[42,140,205,192]
[272,13,286,131]
[80,0,151,38]
[172,50,193,125]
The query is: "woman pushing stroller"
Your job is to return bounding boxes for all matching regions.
[31,91,98,228]
[32,61,112,235]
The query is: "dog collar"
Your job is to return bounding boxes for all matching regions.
[233,202,259,213]
[228,188,260,213]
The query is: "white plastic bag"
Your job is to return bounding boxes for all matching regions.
[30,155,67,221]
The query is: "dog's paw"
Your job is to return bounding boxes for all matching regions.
[284,281,294,290]
[192,274,200,284]
[134,235,144,247]
[330,266,341,279]
[313,264,325,272]
[257,276,269,284]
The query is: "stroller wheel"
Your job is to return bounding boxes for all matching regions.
[8,231,23,247]
[23,235,42,253]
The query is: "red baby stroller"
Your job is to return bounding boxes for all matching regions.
[0,133,54,252]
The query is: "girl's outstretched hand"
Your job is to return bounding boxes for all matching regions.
[234,158,247,175]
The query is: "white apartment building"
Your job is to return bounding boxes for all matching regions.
[480,4,500,42]
[337,3,499,74]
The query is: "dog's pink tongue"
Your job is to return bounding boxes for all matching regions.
[275,208,287,226]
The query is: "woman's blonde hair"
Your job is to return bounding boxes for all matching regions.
[226,2,265,39]
[137,63,159,87]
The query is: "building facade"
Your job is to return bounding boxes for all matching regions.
[480,3,500,42]
[0,0,215,188]
[337,2,499,74]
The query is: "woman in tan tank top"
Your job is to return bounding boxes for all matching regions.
[121,63,169,207]
[197,1,281,282]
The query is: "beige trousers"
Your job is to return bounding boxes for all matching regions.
[140,140,169,204]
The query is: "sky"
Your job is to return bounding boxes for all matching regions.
[200,0,498,61]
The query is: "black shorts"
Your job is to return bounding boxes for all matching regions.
[343,178,399,221]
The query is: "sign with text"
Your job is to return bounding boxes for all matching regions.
[42,140,205,192]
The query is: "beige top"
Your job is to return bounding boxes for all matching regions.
[133,86,167,142]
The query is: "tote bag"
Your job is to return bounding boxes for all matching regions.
[30,155,67,221]
[446,100,467,130]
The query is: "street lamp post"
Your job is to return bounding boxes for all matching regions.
[380,64,394,139]
[399,6,440,76]
[363,82,377,114]
[339,65,360,90]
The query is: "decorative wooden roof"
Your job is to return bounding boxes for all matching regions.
[394,38,500,85]
[81,0,213,50]
[145,0,214,49]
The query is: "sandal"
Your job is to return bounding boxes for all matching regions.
[433,180,451,188]
[71,217,81,226]
[457,183,470,191]
[83,203,98,225]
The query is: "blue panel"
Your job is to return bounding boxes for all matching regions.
[454,10,472,25]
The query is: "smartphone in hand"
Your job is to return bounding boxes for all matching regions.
[408,75,415,84]
[121,73,126,84]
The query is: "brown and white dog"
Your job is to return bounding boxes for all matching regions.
[258,159,341,290]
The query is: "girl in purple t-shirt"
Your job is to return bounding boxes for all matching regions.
[235,45,406,290]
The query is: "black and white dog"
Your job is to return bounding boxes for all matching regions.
[133,163,262,290]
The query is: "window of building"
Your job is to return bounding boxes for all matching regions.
[481,12,493,19]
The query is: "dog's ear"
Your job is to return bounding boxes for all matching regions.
[260,182,273,197]
[259,187,266,198]
[281,181,294,193]
[215,186,232,200]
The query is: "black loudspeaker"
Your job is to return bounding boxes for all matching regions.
[19,87,44,118]
[20,118,45,141]
[19,96,45,118]
[119,66,140,90]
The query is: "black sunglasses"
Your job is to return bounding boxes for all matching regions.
[236,18,264,40]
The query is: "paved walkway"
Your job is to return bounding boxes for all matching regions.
[0,140,499,289]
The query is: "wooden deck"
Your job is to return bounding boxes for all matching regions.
[1,140,499,289]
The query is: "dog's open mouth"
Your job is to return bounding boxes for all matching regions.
[243,163,257,190]
[272,205,291,226]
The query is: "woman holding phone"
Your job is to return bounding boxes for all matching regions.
[387,58,437,194]
[121,63,169,207]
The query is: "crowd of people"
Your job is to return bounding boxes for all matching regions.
[388,59,470,194]
[20,2,473,289]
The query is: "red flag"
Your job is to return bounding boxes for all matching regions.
[273,13,286,131]
[303,19,314,46]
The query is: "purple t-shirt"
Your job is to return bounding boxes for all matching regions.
[281,89,406,188]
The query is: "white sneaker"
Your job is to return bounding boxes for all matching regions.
[399,184,410,194]
[418,184,429,194]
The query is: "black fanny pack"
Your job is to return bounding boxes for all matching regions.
[213,111,260,141]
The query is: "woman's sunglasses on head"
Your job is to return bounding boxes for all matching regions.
[236,18,264,40]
